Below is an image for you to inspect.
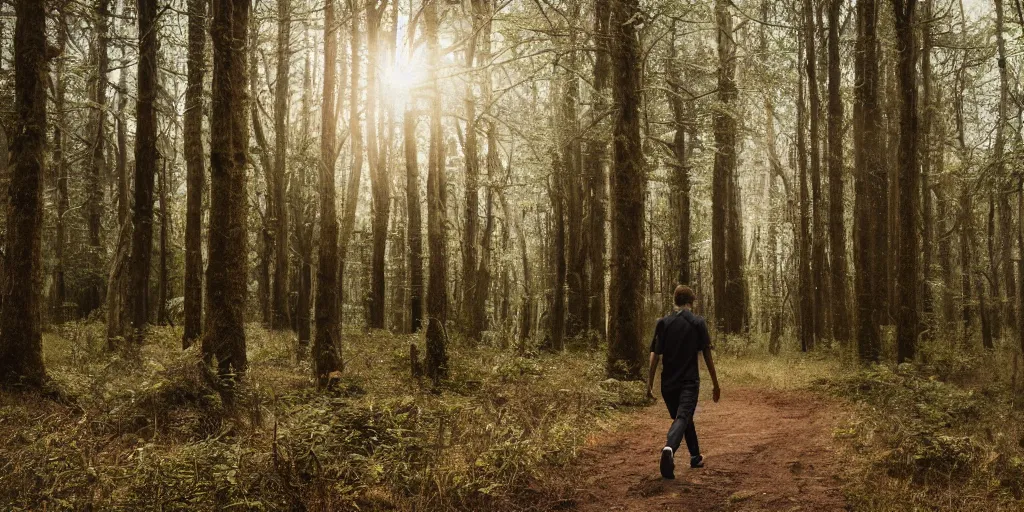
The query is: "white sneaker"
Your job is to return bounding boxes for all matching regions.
[660,446,675,479]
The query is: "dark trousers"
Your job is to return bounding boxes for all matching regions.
[663,382,700,457]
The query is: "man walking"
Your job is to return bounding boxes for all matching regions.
[646,285,721,479]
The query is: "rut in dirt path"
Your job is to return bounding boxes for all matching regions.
[569,387,849,512]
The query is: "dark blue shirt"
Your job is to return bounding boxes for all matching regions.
[650,309,710,388]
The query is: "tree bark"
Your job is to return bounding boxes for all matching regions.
[606,0,646,378]
[893,0,919,363]
[183,0,207,348]
[797,30,814,352]
[125,0,160,339]
[826,0,850,343]
[204,0,251,378]
[271,0,292,330]
[314,0,344,386]
[585,0,610,338]
[712,0,747,334]
[667,23,690,287]
[0,0,47,386]
[425,0,449,383]
[854,0,882,361]
[365,0,389,329]
[406,107,424,333]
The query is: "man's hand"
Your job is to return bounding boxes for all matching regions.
[712,386,721,403]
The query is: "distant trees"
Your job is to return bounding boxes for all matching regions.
[0,0,47,386]
[7,0,1024,386]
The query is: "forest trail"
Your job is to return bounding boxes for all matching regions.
[568,387,849,511]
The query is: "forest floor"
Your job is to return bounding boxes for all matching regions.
[566,387,849,512]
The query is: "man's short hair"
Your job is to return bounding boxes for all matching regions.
[674,285,696,306]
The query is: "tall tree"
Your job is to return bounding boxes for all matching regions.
[0,0,47,386]
[404,0,424,333]
[994,0,1017,332]
[586,0,610,337]
[606,0,645,378]
[667,22,691,287]
[204,0,251,377]
[183,0,207,348]
[367,0,390,330]
[712,0,747,334]
[797,28,814,352]
[85,0,110,315]
[314,0,344,386]
[405,101,424,333]
[472,0,499,340]
[854,0,882,361]
[827,0,850,343]
[424,0,449,382]
[126,0,160,338]
[460,0,482,336]
[893,0,919,362]
[271,0,292,330]
[804,0,825,344]
[562,1,587,340]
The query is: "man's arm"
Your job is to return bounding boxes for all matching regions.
[646,351,660,399]
[703,348,721,402]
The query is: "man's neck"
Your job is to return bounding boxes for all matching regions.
[674,305,693,313]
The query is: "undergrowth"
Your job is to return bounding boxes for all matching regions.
[0,324,649,511]
[827,340,1024,511]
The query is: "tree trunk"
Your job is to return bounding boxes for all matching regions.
[606,0,646,378]
[562,10,587,341]
[425,0,449,383]
[804,0,825,344]
[314,0,344,386]
[204,0,251,378]
[183,0,207,348]
[126,0,159,340]
[797,31,814,352]
[0,0,47,386]
[158,160,169,325]
[826,0,850,343]
[271,0,291,330]
[994,0,1017,333]
[461,1,481,337]
[893,0,919,363]
[339,7,363,290]
[406,107,424,333]
[52,11,68,322]
[667,23,690,287]
[116,59,129,227]
[854,0,882,362]
[84,0,110,316]
[586,0,610,339]
[920,0,934,338]
[713,0,747,334]
[366,0,389,330]
[293,30,314,347]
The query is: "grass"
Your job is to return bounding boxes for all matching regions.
[11,321,1019,511]
[824,335,1024,511]
[0,323,650,511]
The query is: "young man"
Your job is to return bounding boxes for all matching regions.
[646,285,721,479]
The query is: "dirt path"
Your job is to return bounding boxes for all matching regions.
[569,388,849,511]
